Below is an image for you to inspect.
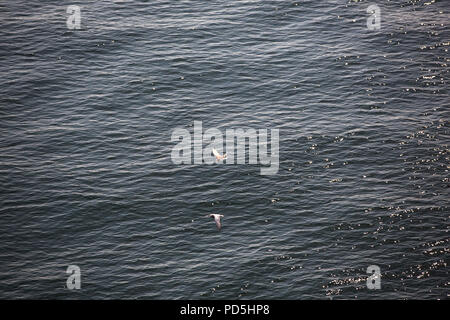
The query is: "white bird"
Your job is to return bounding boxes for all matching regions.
[208,214,224,230]
[212,148,227,161]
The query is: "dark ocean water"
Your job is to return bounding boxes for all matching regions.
[0,0,448,299]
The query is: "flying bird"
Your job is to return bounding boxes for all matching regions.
[212,148,227,161]
[208,214,224,230]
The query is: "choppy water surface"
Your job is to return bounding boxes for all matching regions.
[0,0,448,299]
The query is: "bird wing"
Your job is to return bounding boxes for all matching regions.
[214,215,222,230]
[212,148,220,157]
